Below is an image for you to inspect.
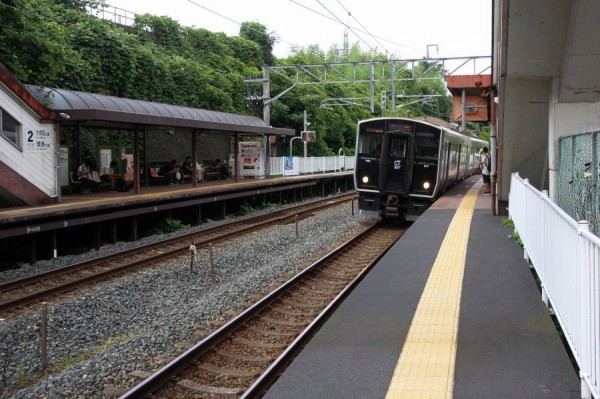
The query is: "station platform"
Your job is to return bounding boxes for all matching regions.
[0,172,352,266]
[264,175,580,399]
[0,172,352,225]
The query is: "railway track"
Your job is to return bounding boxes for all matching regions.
[120,220,408,399]
[0,194,356,316]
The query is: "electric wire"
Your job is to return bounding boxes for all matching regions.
[334,0,390,54]
[181,0,297,49]
[314,0,386,58]
[287,0,424,53]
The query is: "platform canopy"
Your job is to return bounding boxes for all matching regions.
[25,85,295,136]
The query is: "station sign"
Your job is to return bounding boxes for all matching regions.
[23,128,52,152]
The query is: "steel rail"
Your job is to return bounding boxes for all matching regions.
[0,194,356,314]
[119,220,406,398]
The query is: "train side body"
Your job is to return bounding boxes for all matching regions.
[354,117,487,219]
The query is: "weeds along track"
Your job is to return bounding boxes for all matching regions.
[0,194,356,316]
[121,220,409,399]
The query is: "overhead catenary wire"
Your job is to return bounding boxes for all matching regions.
[334,0,390,55]
[313,0,386,58]
[287,0,424,53]
[181,0,297,49]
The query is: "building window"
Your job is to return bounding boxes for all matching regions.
[1,107,21,147]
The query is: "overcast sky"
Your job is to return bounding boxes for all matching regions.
[101,0,491,60]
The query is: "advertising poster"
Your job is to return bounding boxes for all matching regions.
[284,156,299,176]
[60,147,69,186]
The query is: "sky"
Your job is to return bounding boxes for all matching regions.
[100,0,492,60]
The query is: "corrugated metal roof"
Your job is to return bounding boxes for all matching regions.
[25,85,295,136]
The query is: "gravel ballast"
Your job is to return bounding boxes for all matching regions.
[0,200,374,399]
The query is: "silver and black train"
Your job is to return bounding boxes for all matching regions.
[353,117,487,219]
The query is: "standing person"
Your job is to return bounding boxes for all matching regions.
[480,147,491,195]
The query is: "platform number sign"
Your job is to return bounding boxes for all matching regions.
[24,128,52,152]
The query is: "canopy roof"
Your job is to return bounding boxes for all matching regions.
[26,85,295,136]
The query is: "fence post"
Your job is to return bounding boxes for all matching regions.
[40,302,48,375]
[523,178,530,261]
[578,220,592,399]
[209,243,215,287]
[189,245,196,273]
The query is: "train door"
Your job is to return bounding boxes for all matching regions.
[441,142,451,192]
[380,132,413,195]
[458,144,466,179]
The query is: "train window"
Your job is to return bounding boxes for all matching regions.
[390,139,406,157]
[415,131,439,159]
[0,107,20,148]
[358,134,383,156]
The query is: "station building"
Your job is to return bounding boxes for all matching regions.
[0,63,295,207]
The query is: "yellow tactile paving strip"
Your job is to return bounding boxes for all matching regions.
[385,183,481,399]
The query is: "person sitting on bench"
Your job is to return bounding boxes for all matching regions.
[159,159,181,185]
[181,156,194,182]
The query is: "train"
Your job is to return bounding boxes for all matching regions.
[353,117,488,219]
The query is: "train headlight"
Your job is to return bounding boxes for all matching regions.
[362,176,369,184]
[423,181,431,190]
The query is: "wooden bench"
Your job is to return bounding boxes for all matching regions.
[204,171,222,181]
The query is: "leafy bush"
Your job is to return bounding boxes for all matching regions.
[502,218,515,228]
[153,218,190,235]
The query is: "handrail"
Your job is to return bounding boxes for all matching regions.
[509,172,600,399]
[269,155,355,176]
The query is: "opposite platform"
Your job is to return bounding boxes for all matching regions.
[264,176,580,399]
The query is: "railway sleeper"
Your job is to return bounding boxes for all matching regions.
[247,325,298,337]
[195,361,261,378]
[270,305,310,317]
[261,316,306,327]
[215,349,274,363]
[234,336,289,349]
[177,378,243,396]
[280,298,324,309]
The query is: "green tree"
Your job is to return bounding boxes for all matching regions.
[239,21,276,66]
[0,0,461,157]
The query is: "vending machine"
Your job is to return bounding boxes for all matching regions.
[238,141,265,178]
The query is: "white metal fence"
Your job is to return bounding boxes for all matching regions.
[509,172,600,399]
[269,156,355,177]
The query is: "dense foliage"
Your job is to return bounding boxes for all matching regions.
[0,0,484,156]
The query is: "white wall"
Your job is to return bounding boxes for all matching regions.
[554,103,600,137]
[499,78,550,199]
[0,85,57,198]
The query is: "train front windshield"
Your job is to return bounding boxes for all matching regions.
[415,131,439,159]
[356,122,385,191]
[357,134,383,157]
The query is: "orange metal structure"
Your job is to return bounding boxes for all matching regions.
[446,75,492,123]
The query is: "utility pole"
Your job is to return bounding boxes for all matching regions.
[303,110,309,158]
